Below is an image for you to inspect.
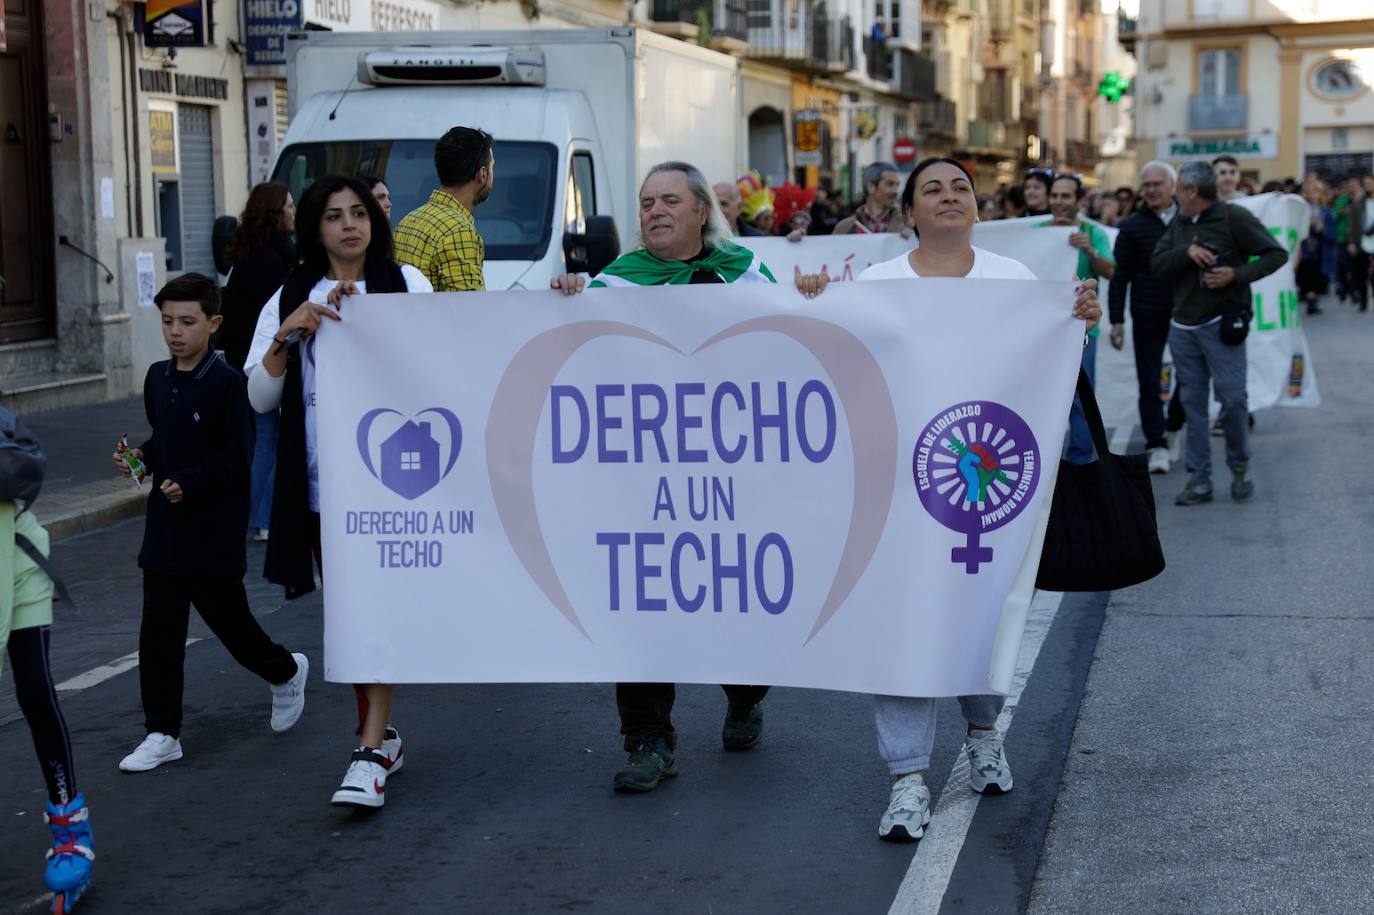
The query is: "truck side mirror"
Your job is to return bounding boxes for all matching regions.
[563,215,620,277]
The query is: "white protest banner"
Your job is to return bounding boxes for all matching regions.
[736,217,1079,283]
[316,280,1083,697]
[1232,193,1322,410]
[743,199,1320,432]
[1092,193,1321,428]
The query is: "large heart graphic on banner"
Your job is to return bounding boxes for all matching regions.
[486,318,898,641]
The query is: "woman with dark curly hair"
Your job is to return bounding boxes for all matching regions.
[221,182,297,371]
[244,173,432,810]
[220,182,297,541]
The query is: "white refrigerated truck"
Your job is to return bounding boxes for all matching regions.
[274,27,742,289]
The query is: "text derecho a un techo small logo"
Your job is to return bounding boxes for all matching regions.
[350,407,473,570]
[912,401,1039,574]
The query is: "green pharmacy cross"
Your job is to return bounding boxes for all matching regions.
[1097,71,1130,103]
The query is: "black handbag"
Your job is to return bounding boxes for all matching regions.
[1034,369,1166,592]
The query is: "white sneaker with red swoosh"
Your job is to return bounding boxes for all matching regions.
[331,748,389,808]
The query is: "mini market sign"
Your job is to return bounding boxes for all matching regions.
[1157,134,1277,160]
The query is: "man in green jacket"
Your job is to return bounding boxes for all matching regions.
[1152,160,1286,507]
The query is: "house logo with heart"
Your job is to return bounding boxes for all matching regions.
[356,407,464,501]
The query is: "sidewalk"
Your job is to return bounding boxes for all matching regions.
[24,396,151,540]
[1029,298,1374,913]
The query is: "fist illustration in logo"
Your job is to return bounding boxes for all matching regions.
[957,442,1000,504]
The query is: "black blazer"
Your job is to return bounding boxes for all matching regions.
[219,231,296,371]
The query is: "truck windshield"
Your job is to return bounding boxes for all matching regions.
[271,140,557,262]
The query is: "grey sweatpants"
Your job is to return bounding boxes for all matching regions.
[1169,319,1249,481]
[874,694,1005,776]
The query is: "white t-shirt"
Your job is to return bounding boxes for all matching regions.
[245,265,433,511]
[857,246,1037,281]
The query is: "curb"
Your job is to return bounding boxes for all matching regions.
[36,484,147,542]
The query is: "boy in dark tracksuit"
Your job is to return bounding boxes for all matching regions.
[113,273,309,772]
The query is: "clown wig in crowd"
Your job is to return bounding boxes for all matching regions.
[737,171,776,235]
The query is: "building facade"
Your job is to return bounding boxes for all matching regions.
[1,0,1050,410]
[1122,0,1374,187]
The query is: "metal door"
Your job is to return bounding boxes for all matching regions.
[177,103,217,276]
[0,0,55,342]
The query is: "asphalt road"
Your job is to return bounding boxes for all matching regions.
[3,295,1370,914]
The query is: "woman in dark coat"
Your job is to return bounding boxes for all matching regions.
[220,182,296,540]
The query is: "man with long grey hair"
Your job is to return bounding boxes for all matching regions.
[1108,159,1184,473]
[551,161,774,294]
[1152,159,1285,506]
[550,160,776,793]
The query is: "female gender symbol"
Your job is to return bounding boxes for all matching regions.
[912,401,1041,574]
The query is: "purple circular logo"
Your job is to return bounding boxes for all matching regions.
[912,401,1040,573]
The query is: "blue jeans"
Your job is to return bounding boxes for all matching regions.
[250,410,278,532]
[1066,334,1098,464]
[1169,321,1248,482]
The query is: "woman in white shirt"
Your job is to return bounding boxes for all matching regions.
[804,157,1100,842]
[245,174,433,811]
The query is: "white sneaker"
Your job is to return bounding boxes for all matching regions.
[1167,430,1183,463]
[381,725,404,775]
[1147,447,1171,475]
[878,773,931,842]
[965,730,1013,794]
[119,732,183,772]
[270,653,309,733]
[331,748,389,808]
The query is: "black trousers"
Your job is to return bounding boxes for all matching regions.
[9,626,78,806]
[1350,249,1370,309]
[617,683,770,750]
[1131,310,1185,450]
[140,571,297,738]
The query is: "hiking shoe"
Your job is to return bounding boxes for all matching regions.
[964,730,1013,794]
[381,725,404,775]
[1175,479,1214,506]
[331,748,389,808]
[1147,447,1170,475]
[878,774,931,842]
[613,737,677,793]
[118,732,183,772]
[722,702,764,751]
[1231,463,1254,502]
[270,653,309,732]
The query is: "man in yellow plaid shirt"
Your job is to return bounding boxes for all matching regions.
[394,126,494,292]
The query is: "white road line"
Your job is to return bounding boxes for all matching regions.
[54,638,203,693]
[886,590,1066,915]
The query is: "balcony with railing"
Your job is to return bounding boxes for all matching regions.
[650,0,750,49]
[1189,93,1247,131]
[965,118,1017,153]
[746,0,854,72]
[987,0,1014,40]
[919,95,958,137]
[1066,138,1098,166]
[868,42,935,100]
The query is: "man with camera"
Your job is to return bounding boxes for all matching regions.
[1152,160,1286,507]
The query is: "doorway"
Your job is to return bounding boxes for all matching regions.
[0,0,56,343]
